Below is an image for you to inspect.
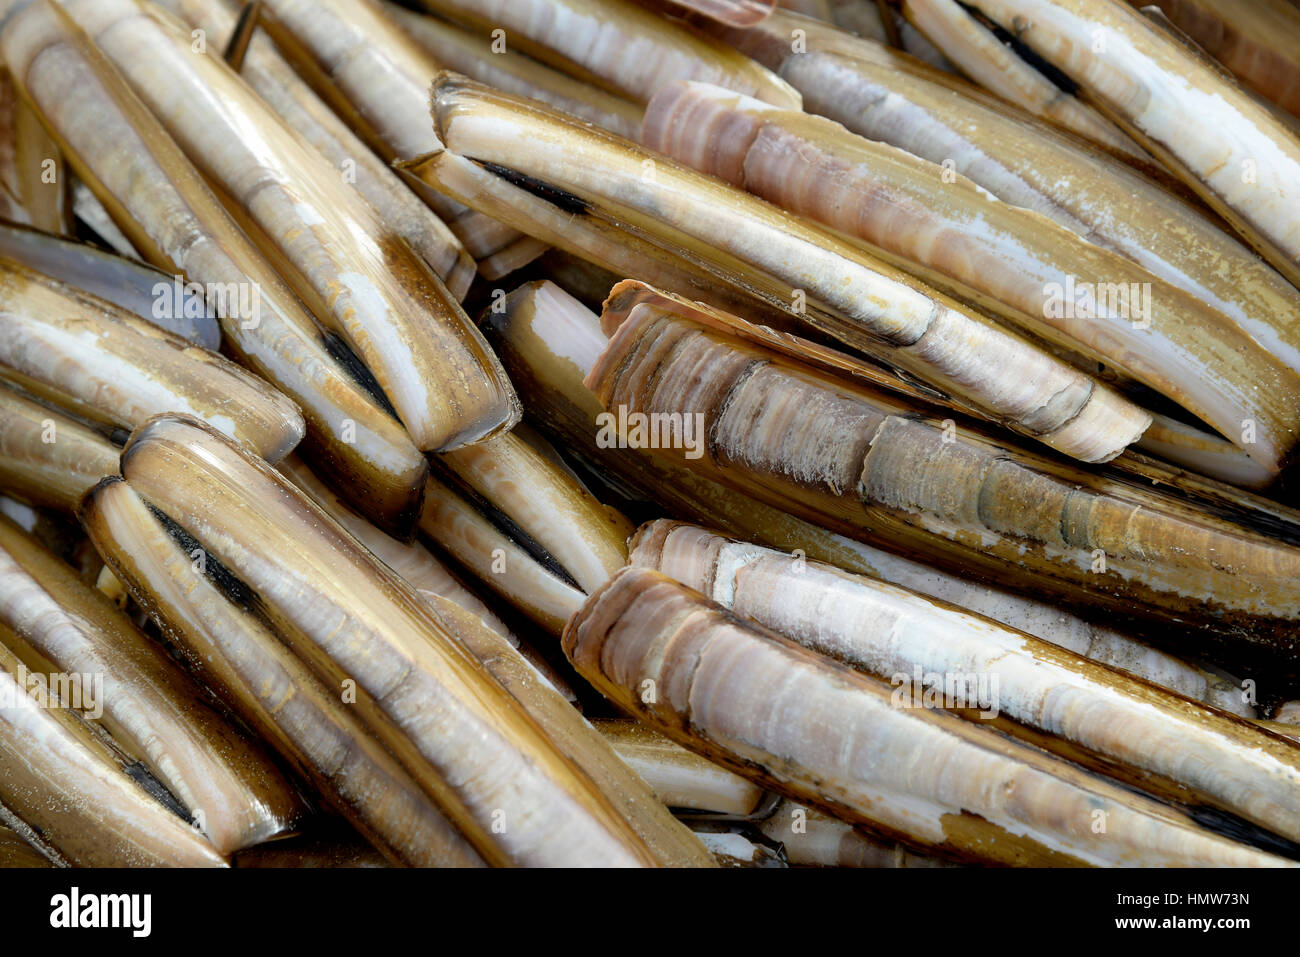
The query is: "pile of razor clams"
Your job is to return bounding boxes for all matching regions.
[0,0,1299,868]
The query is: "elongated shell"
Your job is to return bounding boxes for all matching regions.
[120,414,668,867]
[485,280,1256,716]
[387,3,643,140]
[439,430,632,594]
[901,0,1149,161]
[429,75,1149,463]
[586,290,1300,653]
[565,568,1290,867]
[414,0,801,107]
[774,47,1300,424]
[0,220,219,348]
[632,520,1300,842]
[71,0,517,453]
[79,477,488,868]
[759,799,955,867]
[962,0,1300,287]
[280,456,509,638]
[151,0,474,289]
[255,0,520,260]
[0,629,227,868]
[594,719,767,816]
[279,454,579,701]
[0,514,302,854]
[397,147,781,327]
[422,594,715,866]
[642,80,1300,475]
[418,472,585,635]
[0,257,304,462]
[0,384,118,512]
[0,0,429,535]
[697,11,1300,366]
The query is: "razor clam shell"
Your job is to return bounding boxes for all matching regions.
[766,47,1300,423]
[120,414,663,867]
[289,447,585,702]
[280,456,511,639]
[152,0,476,296]
[586,297,1300,653]
[486,280,1257,715]
[79,477,488,868]
[962,0,1300,288]
[0,628,227,868]
[439,430,632,594]
[901,0,1149,161]
[418,472,585,636]
[0,383,118,513]
[759,799,956,867]
[422,594,715,866]
[431,76,1150,463]
[593,718,767,816]
[0,0,429,535]
[1136,413,1278,490]
[255,0,521,261]
[1145,0,1300,118]
[281,454,580,703]
[641,81,1300,475]
[0,513,303,854]
[564,567,1292,867]
[631,520,1300,842]
[0,66,70,235]
[414,0,801,107]
[0,220,219,348]
[72,0,519,454]
[387,3,644,141]
[596,278,1280,503]
[0,258,304,462]
[1135,4,1300,140]
[397,148,788,329]
[596,277,1300,536]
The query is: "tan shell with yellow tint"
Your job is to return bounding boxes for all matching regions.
[69,0,518,453]
[0,0,429,535]
[587,291,1300,652]
[119,414,677,867]
[0,628,228,868]
[0,514,302,855]
[564,567,1291,868]
[430,75,1150,463]
[962,0,1300,287]
[641,80,1300,476]
[632,520,1300,843]
[79,477,487,869]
